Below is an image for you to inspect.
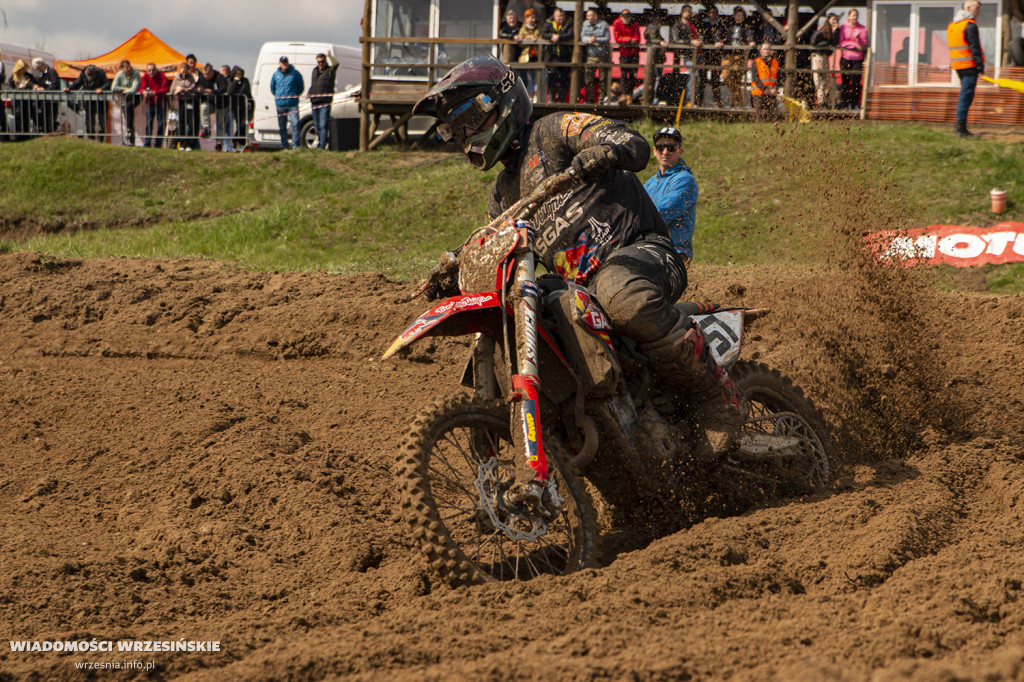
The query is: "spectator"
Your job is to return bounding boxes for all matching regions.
[184,54,202,138]
[140,62,169,148]
[31,58,61,133]
[0,52,7,141]
[111,60,142,146]
[65,64,110,142]
[581,9,611,103]
[837,9,868,110]
[695,4,728,108]
[7,59,37,138]
[948,0,985,138]
[516,9,544,100]
[671,5,702,104]
[750,43,780,122]
[227,66,252,151]
[722,6,756,108]
[218,65,235,150]
[499,9,522,65]
[643,127,697,262]
[810,18,839,108]
[168,62,199,150]
[196,63,228,147]
[602,80,629,105]
[611,9,641,102]
[756,10,785,46]
[308,52,339,150]
[541,7,573,102]
[270,56,304,149]
[644,14,670,103]
[824,13,842,95]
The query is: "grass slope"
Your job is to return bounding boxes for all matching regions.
[1,122,1021,291]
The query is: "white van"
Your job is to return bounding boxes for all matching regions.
[249,41,361,150]
[0,41,55,75]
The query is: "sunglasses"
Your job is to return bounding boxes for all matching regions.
[654,144,679,152]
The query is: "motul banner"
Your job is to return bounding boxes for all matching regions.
[864,222,1024,267]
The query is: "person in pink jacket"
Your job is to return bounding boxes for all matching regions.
[612,9,642,101]
[837,9,868,110]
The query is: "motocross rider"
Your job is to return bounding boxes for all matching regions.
[413,54,745,462]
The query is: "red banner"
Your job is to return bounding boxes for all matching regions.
[864,222,1024,267]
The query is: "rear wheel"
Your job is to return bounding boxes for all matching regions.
[396,393,599,585]
[728,361,833,492]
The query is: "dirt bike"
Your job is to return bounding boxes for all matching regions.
[384,171,832,585]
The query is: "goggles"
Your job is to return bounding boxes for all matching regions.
[437,93,497,144]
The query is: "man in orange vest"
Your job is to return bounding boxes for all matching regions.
[750,43,780,122]
[947,0,984,138]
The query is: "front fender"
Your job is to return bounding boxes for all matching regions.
[382,291,506,360]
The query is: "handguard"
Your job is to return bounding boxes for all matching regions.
[413,250,460,301]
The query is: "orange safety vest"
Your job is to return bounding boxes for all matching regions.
[751,57,778,96]
[947,17,984,70]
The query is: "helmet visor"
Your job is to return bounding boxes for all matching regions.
[437,93,497,143]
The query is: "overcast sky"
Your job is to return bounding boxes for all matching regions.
[0,0,364,75]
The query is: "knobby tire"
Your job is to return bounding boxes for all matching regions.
[396,393,599,585]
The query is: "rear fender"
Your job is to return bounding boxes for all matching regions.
[382,292,505,360]
[690,308,745,370]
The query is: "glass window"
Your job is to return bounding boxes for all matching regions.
[875,3,912,85]
[437,0,497,68]
[873,2,1000,85]
[977,3,998,64]
[918,6,955,82]
[373,0,432,78]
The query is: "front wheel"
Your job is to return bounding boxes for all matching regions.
[396,394,599,585]
[729,361,833,492]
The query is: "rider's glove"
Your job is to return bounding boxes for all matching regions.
[570,145,617,182]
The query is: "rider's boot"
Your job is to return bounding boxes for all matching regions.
[640,317,747,462]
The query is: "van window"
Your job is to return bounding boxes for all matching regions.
[257,64,279,98]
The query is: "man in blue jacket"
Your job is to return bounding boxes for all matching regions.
[643,127,698,263]
[270,56,304,149]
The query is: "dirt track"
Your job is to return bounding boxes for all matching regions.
[1,247,1023,681]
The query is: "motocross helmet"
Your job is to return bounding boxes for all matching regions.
[413,54,532,170]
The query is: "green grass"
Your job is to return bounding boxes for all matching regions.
[1,124,1022,292]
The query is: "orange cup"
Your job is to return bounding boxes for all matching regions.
[991,188,1007,213]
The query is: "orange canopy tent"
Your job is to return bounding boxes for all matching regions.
[55,28,192,79]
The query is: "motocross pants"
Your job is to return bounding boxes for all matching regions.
[587,237,687,344]
[589,239,745,460]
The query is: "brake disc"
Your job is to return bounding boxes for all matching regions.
[475,457,548,542]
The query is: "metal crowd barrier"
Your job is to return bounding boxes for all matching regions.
[0,91,253,150]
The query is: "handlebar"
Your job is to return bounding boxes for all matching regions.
[411,170,581,301]
[486,170,579,232]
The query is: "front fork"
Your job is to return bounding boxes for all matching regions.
[509,229,549,485]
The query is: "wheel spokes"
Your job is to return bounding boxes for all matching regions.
[421,414,581,582]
